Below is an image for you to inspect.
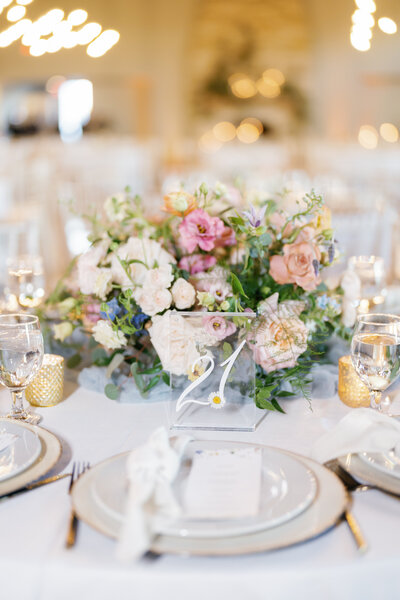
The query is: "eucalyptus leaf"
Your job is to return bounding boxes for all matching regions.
[105,383,120,400]
[67,353,81,369]
[106,353,125,379]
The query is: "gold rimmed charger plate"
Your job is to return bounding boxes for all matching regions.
[0,418,62,496]
[72,443,347,556]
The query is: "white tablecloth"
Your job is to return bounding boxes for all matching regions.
[1,383,400,600]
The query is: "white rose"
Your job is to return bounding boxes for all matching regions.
[135,287,172,317]
[92,320,127,349]
[341,270,361,301]
[53,321,73,341]
[342,299,357,328]
[93,268,113,300]
[171,278,196,309]
[143,264,174,290]
[149,311,200,375]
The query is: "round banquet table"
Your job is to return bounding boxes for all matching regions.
[1,382,400,600]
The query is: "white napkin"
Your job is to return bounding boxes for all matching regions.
[0,433,18,453]
[116,427,192,561]
[311,407,400,463]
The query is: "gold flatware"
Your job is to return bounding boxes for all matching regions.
[0,473,71,500]
[325,460,368,552]
[66,461,90,548]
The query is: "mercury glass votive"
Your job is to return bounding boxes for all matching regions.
[25,354,64,407]
[338,355,370,408]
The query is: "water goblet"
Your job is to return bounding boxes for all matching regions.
[0,314,44,424]
[348,255,386,313]
[351,313,400,411]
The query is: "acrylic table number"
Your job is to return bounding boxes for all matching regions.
[168,312,259,432]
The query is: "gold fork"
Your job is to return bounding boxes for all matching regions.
[66,461,90,548]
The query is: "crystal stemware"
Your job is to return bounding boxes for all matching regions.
[0,314,44,424]
[351,313,400,411]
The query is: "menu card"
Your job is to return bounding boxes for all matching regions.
[183,447,262,519]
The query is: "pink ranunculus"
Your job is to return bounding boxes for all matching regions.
[269,241,321,291]
[179,209,225,253]
[202,315,237,340]
[214,225,236,247]
[179,254,217,275]
[248,293,308,373]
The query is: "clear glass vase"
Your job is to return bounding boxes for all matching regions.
[167,311,259,432]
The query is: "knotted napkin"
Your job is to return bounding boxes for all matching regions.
[0,433,18,453]
[311,407,400,464]
[116,427,192,561]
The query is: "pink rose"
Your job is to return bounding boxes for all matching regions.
[248,293,307,373]
[179,209,225,253]
[269,241,321,291]
[179,254,217,274]
[214,226,236,247]
[203,315,237,340]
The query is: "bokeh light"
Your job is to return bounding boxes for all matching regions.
[241,117,263,134]
[198,131,222,153]
[256,77,280,98]
[229,73,257,99]
[378,17,397,34]
[236,122,260,143]
[7,5,26,21]
[352,10,374,28]
[86,29,120,57]
[379,123,399,143]
[262,68,285,86]
[212,121,236,142]
[358,125,378,149]
[355,0,376,13]
[67,9,88,27]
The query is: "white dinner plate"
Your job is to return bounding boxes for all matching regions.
[339,452,400,496]
[72,442,348,555]
[0,418,62,496]
[358,449,400,480]
[0,420,41,482]
[90,443,318,538]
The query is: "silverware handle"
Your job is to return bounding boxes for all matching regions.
[66,511,79,548]
[344,510,368,553]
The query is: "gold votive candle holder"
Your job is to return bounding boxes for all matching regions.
[26,354,64,407]
[338,355,370,408]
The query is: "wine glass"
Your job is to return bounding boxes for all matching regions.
[0,314,44,424]
[348,255,386,312]
[5,255,45,311]
[351,313,400,411]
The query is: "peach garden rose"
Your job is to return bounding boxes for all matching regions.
[269,241,321,291]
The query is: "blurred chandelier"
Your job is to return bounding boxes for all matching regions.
[350,0,397,52]
[0,0,120,57]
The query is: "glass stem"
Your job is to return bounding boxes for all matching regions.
[370,391,382,410]
[10,390,25,418]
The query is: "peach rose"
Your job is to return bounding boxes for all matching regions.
[248,293,308,373]
[270,241,321,291]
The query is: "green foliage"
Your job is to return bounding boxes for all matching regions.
[105,383,120,400]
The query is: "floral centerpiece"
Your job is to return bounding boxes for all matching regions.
[46,182,356,411]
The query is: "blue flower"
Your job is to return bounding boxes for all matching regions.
[131,312,148,330]
[100,298,124,321]
[316,295,328,310]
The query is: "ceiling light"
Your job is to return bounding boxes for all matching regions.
[7,5,26,21]
[77,22,101,45]
[378,17,397,34]
[86,29,119,57]
[67,9,88,26]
